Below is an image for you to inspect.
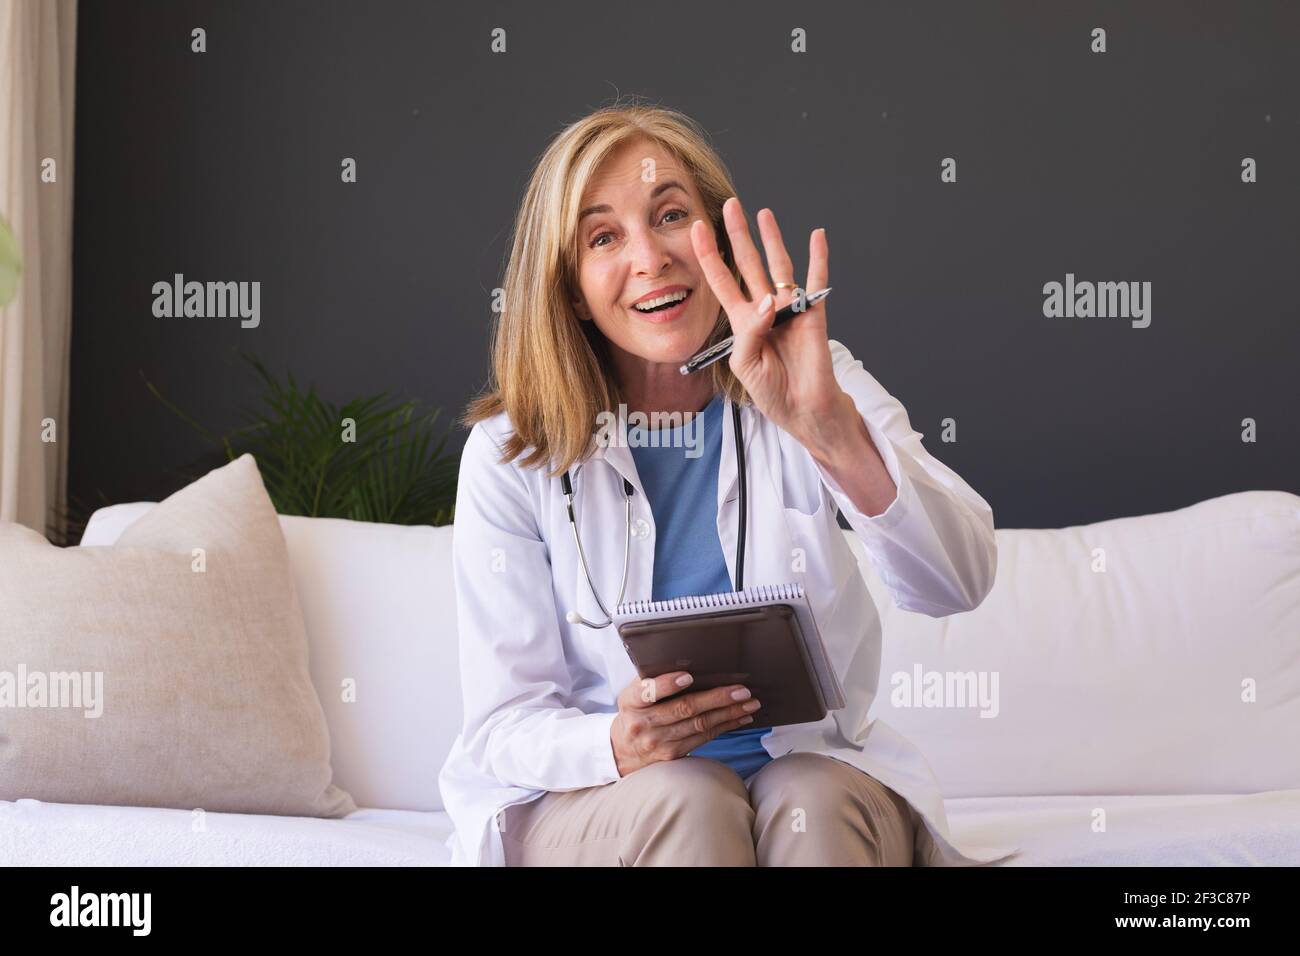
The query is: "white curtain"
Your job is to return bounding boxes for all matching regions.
[0,0,76,537]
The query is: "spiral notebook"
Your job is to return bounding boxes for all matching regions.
[613,584,845,727]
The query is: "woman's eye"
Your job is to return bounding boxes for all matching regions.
[589,209,689,249]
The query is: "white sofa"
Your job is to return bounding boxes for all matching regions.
[4,489,1298,865]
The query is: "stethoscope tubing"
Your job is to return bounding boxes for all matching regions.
[560,472,633,625]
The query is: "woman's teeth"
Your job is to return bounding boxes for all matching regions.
[633,290,690,313]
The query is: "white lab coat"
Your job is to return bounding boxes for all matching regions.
[438,339,1021,866]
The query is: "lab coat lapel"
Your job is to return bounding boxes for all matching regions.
[585,407,645,500]
[716,398,783,591]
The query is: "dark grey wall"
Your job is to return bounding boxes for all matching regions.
[70,0,1299,529]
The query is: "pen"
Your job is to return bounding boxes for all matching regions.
[679,287,833,375]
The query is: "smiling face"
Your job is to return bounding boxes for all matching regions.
[571,137,723,381]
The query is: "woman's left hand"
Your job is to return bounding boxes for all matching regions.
[690,197,849,450]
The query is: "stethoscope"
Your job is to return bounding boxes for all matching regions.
[561,400,748,629]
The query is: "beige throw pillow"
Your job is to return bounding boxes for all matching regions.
[0,453,355,818]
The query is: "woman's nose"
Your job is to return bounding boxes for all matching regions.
[626,225,672,274]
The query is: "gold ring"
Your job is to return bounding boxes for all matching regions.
[773,281,798,290]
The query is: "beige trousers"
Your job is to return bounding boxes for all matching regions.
[501,751,915,866]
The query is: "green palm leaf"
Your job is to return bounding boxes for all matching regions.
[139,348,460,526]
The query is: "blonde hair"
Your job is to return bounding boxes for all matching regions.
[461,98,753,477]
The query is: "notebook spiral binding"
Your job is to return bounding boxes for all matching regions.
[616,583,804,618]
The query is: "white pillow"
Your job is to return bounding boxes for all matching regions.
[2,454,355,817]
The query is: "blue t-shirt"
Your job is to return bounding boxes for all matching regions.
[627,392,773,780]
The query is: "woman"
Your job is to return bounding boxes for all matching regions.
[438,102,1020,867]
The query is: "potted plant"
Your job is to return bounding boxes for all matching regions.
[142,349,461,526]
[54,348,461,545]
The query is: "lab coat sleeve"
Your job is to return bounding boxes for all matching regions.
[450,421,623,792]
[807,339,998,617]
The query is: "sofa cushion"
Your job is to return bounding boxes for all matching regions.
[945,789,1300,866]
[852,490,1300,797]
[0,799,452,865]
[0,454,354,818]
[5,788,1295,866]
